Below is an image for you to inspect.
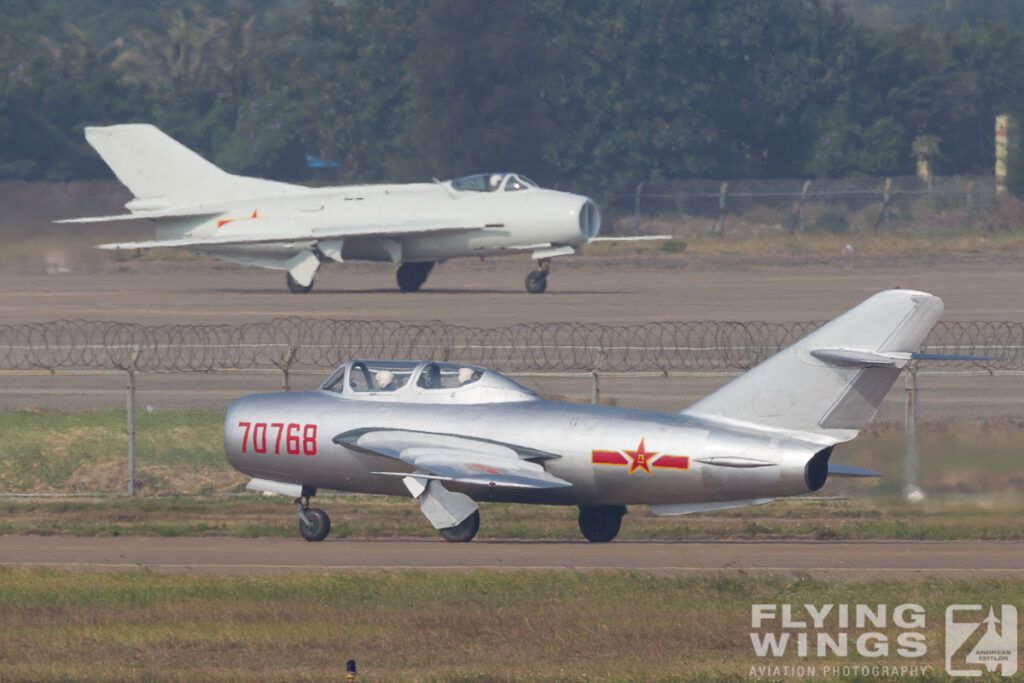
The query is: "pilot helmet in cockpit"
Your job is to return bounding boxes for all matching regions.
[420,363,442,389]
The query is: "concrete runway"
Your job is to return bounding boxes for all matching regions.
[4,252,1024,325]
[2,536,1022,579]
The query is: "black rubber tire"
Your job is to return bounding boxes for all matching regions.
[525,270,547,294]
[578,506,626,543]
[287,273,313,294]
[299,507,331,542]
[439,510,480,543]
[396,262,435,292]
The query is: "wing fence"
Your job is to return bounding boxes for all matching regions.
[1,318,1021,373]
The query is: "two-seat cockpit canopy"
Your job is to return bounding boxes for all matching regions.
[320,360,539,404]
[449,173,537,193]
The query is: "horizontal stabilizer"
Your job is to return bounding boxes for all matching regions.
[810,348,911,368]
[827,464,883,478]
[910,352,1002,362]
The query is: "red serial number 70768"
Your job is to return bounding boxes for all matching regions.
[238,421,317,456]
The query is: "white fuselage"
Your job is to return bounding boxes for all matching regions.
[157,182,598,265]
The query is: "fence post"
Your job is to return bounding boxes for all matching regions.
[714,181,728,235]
[633,182,645,235]
[591,348,605,405]
[902,361,922,502]
[794,179,811,234]
[965,180,975,224]
[126,345,140,497]
[875,178,892,232]
[280,345,297,391]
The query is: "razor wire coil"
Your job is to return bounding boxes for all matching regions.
[0,319,1021,374]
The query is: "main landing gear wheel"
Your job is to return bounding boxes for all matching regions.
[286,273,313,294]
[396,261,435,292]
[439,510,480,543]
[578,505,626,543]
[295,489,330,542]
[524,257,551,294]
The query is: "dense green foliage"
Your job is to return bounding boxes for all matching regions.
[1,0,1022,194]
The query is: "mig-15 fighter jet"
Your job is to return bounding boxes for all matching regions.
[225,289,945,543]
[61,124,659,293]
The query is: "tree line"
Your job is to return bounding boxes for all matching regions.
[1,0,1022,198]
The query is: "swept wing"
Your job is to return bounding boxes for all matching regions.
[333,428,571,490]
[94,220,492,251]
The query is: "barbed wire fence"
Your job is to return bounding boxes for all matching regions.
[2,318,1023,374]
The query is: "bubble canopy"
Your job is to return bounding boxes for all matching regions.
[319,359,539,403]
[449,173,538,192]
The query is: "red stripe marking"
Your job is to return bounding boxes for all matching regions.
[652,455,689,470]
[591,450,628,466]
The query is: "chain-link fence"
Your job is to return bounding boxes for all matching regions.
[605,175,1007,237]
[1,319,1022,497]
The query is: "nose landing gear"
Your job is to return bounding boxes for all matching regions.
[525,258,551,294]
[295,488,331,542]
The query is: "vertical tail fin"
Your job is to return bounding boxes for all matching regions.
[681,289,943,443]
[84,124,298,210]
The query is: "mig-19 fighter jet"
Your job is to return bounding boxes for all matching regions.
[225,289,945,543]
[61,124,659,293]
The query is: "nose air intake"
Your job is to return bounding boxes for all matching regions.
[580,199,601,239]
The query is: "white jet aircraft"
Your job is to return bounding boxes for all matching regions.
[61,124,660,293]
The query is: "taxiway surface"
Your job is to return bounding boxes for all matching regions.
[4,253,1024,325]
[2,536,1022,579]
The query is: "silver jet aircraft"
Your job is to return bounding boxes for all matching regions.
[224,289,942,542]
[61,124,657,294]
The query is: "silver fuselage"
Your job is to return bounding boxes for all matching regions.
[224,388,823,507]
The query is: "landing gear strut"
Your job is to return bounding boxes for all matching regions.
[439,510,480,543]
[525,258,550,294]
[287,273,313,294]
[397,262,435,292]
[295,487,330,542]
[578,505,626,542]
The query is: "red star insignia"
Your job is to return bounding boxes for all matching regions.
[624,438,656,476]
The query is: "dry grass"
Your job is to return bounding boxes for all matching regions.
[2,494,1023,542]
[0,568,1016,681]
